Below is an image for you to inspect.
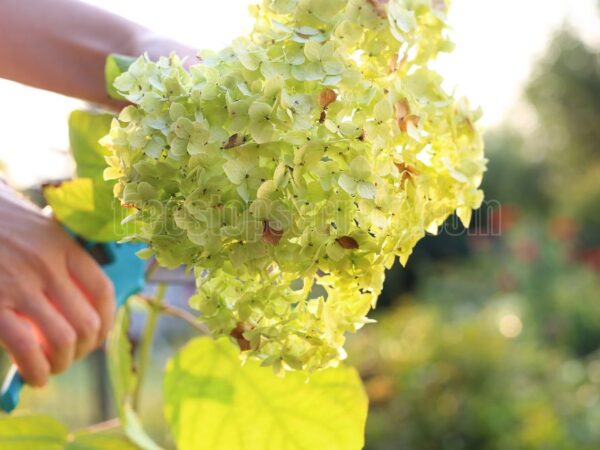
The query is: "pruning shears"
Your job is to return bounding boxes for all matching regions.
[0,228,146,413]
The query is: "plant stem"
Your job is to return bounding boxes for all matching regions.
[144,258,159,281]
[134,294,209,334]
[78,418,121,435]
[133,283,166,411]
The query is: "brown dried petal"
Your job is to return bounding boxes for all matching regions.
[336,236,359,249]
[389,53,399,73]
[394,98,411,121]
[367,0,389,18]
[463,117,476,133]
[319,89,337,109]
[396,54,409,73]
[230,323,252,351]
[398,114,420,133]
[396,162,419,174]
[263,221,284,245]
[319,110,327,124]
[224,133,244,149]
[395,162,420,185]
[121,202,140,210]
[41,180,65,189]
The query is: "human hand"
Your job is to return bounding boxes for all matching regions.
[133,31,199,68]
[0,0,199,108]
[0,184,115,387]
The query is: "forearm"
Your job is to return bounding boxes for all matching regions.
[0,0,194,107]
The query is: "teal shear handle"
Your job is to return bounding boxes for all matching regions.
[0,233,146,413]
[0,366,24,413]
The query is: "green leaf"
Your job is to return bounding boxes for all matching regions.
[66,432,139,450]
[107,309,162,450]
[107,307,137,420]
[122,405,163,450]
[164,337,368,450]
[69,110,114,181]
[46,108,136,242]
[0,415,68,450]
[0,415,141,450]
[44,178,133,242]
[105,54,136,100]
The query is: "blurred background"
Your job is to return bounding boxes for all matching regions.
[1,1,600,449]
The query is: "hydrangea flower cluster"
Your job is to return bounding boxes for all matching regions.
[102,0,486,372]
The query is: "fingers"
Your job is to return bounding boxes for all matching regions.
[45,280,101,359]
[17,295,76,375]
[0,309,50,387]
[66,244,116,345]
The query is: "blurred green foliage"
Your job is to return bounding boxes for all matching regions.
[352,21,600,450]
[419,225,600,358]
[349,226,600,450]
[480,130,550,216]
[350,303,600,450]
[533,34,600,244]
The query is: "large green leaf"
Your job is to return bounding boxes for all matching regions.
[44,178,133,242]
[107,308,162,450]
[122,405,162,450]
[0,415,67,450]
[0,415,141,450]
[164,338,368,450]
[107,307,137,419]
[105,54,135,101]
[66,432,140,450]
[45,109,137,242]
[69,110,113,182]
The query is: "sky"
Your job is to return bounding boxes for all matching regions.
[1,0,599,187]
